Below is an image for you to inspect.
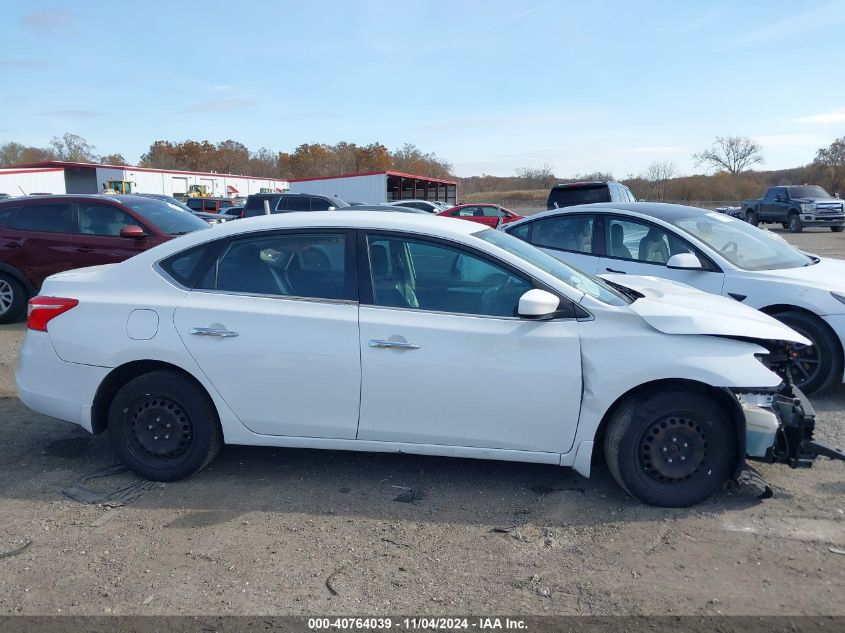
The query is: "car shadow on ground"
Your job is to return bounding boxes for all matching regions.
[0,397,769,531]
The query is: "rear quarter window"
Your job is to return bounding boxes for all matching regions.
[14,204,74,233]
[159,243,217,288]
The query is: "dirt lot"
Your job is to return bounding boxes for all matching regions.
[1,227,844,616]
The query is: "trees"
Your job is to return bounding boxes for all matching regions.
[643,160,677,200]
[50,132,97,162]
[391,143,453,178]
[0,141,54,167]
[515,164,555,189]
[99,153,127,166]
[813,137,845,196]
[693,136,763,175]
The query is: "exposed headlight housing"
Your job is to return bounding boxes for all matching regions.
[831,291,845,306]
[801,203,815,213]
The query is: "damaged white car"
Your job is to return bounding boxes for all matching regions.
[16,212,844,507]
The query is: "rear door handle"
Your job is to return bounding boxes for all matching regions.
[605,267,626,274]
[4,242,21,248]
[75,247,94,253]
[369,339,420,350]
[190,327,239,338]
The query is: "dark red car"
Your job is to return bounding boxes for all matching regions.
[0,194,208,323]
[438,203,523,227]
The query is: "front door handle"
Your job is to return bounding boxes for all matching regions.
[369,339,420,350]
[605,267,626,274]
[190,327,239,338]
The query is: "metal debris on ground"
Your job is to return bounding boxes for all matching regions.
[728,464,773,500]
[830,547,845,556]
[63,464,162,506]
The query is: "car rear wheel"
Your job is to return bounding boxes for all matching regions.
[107,370,222,481]
[788,212,803,233]
[745,211,758,226]
[832,226,844,233]
[604,390,736,507]
[771,310,840,394]
[0,273,27,324]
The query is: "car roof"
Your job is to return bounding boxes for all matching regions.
[550,181,617,188]
[514,201,711,224]
[0,193,148,205]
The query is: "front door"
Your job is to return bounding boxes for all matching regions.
[73,202,151,266]
[174,230,361,438]
[597,215,725,294]
[357,233,582,454]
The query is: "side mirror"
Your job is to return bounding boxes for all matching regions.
[518,289,560,319]
[119,225,146,239]
[666,253,703,270]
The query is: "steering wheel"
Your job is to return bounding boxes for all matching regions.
[720,240,738,255]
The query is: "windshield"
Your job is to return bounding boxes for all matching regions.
[788,185,831,199]
[671,212,812,270]
[474,229,630,306]
[122,198,210,235]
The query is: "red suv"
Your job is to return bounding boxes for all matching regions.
[0,194,208,323]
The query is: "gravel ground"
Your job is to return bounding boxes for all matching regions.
[0,228,844,616]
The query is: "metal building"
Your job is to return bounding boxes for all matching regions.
[0,161,288,199]
[288,171,457,205]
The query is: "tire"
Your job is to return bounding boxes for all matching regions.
[0,273,27,324]
[781,222,789,229]
[107,370,222,481]
[832,226,844,233]
[603,390,736,507]
[745,211,758,227]
[771,310,841,394]
[787,212,803,233]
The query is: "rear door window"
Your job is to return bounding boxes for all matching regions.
[530,215,595,254]
[0,206,21,227]
[285,197,311,211]
[310,197,333,211]
[186,198,203,210]
[13,204,74,233]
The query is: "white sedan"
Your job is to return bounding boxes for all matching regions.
[15,212,840,507]
[505,202,845,393]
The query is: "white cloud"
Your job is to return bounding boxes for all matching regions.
[794,108,845,124]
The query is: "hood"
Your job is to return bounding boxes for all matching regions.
[792,196,843,205]
[601,274,811,345]
[748,256,845,290]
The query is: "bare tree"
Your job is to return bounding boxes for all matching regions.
[813,136,845,197]
[50,132,97,162]
[515,164,555,189]
[693,136,763,175]
[643,160,677,200]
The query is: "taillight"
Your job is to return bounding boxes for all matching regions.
[27,296,79,332]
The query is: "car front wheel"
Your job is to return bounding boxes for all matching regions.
[745,211,758,226]
[604,390,736,507]
[787,212,803,233]
[771,310,840,394]
[107,370,222,481]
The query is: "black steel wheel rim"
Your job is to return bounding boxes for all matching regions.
[127,395,194,465]
[638,416,708,483]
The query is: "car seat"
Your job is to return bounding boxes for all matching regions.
[218,243,288,295]
[610,224,632,259]
[638,228,670,263]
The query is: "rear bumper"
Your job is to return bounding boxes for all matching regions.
[15,331,109,433]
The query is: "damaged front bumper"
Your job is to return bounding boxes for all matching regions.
[736,387,845,468]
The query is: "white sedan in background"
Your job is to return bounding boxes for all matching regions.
[16,212,842,507]
[505,202,845,394]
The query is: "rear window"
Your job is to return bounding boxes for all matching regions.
[547,184,611,209]
[14,204,74,233]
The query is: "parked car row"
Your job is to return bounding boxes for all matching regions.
[503,201,845,393]
[15,210,844,509]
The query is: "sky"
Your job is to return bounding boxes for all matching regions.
[1,0,844,178]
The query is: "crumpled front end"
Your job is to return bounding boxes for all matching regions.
[735,343,845,468]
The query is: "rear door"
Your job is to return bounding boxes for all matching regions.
[73,201,152,266]
[5,202,77,289]
[511,213,600,274]
[173,229,361,438]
